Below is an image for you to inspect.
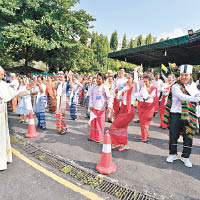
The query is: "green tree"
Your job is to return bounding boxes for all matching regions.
[159,38,165,42]
[145,33,153,45]
[137,34,144,46]
[129,38,134,48]
[122,34,127,49]
[110,30,118,51]
[0,0,95,72]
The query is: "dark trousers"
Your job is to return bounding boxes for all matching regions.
[169,113,193,158]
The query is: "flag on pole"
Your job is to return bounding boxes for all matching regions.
[169,63,178,70]
[161,64,168,74]
[168,62,179,77]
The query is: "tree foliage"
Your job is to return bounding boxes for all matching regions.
[110,30,118,51]
[0,0,95,71]
[122,34,127,49]
[137,34,144,46]
[129,38,134,48]
[145,33,153,45]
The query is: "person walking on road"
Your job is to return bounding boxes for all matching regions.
[89,73,112,143]
[165,64,200,168]
[110,73,139,151]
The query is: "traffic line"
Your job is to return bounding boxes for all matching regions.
[12,148,103,200]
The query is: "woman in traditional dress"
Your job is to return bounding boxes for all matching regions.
[69,74,83,120]
[82,76,93,118]
[16,76,32,123]
[46,76,56,112]
[105,75,115,123]
[32,76,47,130]
[56,74,67,134]
[89,73,112,143]
[110,73,138,151]
[138,75,157,142]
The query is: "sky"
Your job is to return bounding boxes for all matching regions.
[74,0,200,42]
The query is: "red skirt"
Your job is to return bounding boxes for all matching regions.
[159,96,167,128]
[113,98,120,119]
[110,104,135,145]
[138,102,154,140]
[154,96,159,112]
[89,109,105,142]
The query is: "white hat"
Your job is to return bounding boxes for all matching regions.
[180,64,193,74]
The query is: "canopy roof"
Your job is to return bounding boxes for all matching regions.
[108,32,200,68]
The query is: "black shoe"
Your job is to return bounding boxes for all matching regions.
[40,126,46,130]
[107,118,113,123]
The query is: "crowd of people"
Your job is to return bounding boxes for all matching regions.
[1,64,200,171]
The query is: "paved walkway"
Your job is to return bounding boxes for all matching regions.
[8,106,200,200]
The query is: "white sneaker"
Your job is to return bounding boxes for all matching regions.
[166,155,177,163]
[181,157,192,168]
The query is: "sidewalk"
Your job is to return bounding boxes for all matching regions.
[8,106,200,200]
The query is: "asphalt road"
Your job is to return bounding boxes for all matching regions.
[0,147,102,200]
[7,106,200,200]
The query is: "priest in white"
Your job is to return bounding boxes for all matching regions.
[0,66,32,170]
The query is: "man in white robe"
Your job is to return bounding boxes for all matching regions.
[0,66,32,170]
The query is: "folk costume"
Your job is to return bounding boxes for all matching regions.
[16,82,32,116]
[83,82,93,118]
[56,82,67,133]
[46,81,56,112]
[164,65,200,167]
[152,78,163,114]
[138,85,157,141]
[159,83,171,129]
[105,80,115,122]
[110,85,138,147]
[89,84,112,142]
[113,77,127,119]
[33,83,47,128]
[69,81,83,120]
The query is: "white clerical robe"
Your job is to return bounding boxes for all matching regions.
[0,80,30,170]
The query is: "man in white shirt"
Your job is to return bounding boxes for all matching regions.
[166,65,200,168]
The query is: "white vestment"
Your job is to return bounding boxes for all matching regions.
[0,80,29,170]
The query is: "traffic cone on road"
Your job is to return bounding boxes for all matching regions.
[96,130,117,175]
[25,110,39,138]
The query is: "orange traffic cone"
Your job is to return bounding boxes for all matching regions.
[25,110,39,138]
[96,130,117,175]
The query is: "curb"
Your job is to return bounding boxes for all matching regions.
[10,132,159,200]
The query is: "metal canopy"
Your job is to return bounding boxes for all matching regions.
[108,32,200,68]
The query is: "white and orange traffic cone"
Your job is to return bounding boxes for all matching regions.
[25,110,39,138]
[96,130,117,175]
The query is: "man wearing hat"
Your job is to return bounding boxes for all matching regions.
[164,64,200,168]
